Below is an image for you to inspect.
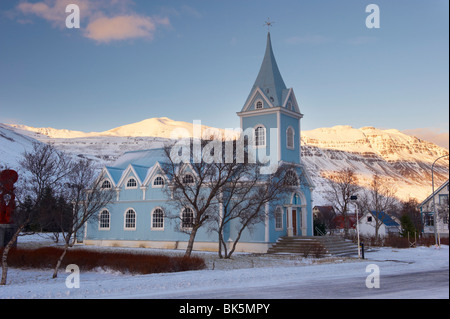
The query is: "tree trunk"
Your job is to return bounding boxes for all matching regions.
[184,227,199,258]
[52,240,70,278]
[1,225,25,285]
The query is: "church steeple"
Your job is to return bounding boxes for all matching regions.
[237,30,303,166]
[241,32,300,114]
[252,32,287,107]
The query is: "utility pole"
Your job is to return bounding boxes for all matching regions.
[431,154,449,246]
[351,195,361,258]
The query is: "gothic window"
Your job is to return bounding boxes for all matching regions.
[254,125,266,147]
[285,170,299,186]
[255,100,263,109]
[124,209,136,230]
[181,207,194,229]
[275,207,283,230]
[101,180,112,189]
[99,210,110,230]
[152,208,164,230]
[153,176,164,187]
[183,174,195,184]
[126,178,137,188]
[286,126,295,149]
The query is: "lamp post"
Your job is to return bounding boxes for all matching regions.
[431,154,449,246]
[350,195,361,258]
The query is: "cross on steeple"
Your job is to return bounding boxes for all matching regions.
[264,18,275,32]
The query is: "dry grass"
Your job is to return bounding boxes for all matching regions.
[1,247,206,275]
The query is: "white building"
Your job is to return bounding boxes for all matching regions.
[358,211,400,238]
[418,179,449,238]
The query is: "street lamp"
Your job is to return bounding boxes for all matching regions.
[350,195,361,258]
[431,154,449,247]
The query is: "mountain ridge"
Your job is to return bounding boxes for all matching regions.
[1,118,448,205]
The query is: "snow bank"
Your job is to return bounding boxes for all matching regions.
[0,234,448,299]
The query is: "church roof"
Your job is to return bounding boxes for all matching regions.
[244,32,288,108]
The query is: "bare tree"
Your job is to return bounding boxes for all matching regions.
[360,174,400,238]
[1,143,73,285]
[324,168,361,236]
[52,159,114,278]
[437,196,449,231]
[212,163,295,259]
[161,140,238,258]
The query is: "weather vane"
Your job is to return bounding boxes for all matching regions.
[264,18,275,32]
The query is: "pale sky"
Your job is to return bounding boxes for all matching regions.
[0,0,448,143]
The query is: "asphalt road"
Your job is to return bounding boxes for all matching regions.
[155,268,449,299]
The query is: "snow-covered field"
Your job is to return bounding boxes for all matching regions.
[0,234,448,299]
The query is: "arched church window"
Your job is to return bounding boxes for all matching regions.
[255,100,263,109]
[181,207,194,229]
[124,209,136,230]
[101,180,112,189]
[286,127,295,149]
[153,176,164,187]
[293,194,301,205]
[99,210,110,230]
[126,178,137,188]
[183,174,194,184]
[254,126,266,147]
[152,208,164,230]
[285,170,299,186]
[275,207,283,230]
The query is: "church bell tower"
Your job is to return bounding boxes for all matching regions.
[237,32,303,166]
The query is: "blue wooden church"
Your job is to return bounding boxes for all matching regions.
[82,32,314,253]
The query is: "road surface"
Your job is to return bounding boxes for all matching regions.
[150,268,449,299]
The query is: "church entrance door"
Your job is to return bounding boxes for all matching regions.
[292,209,297,236]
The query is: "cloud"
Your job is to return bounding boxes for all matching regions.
[403,128,449,150]
[16,0,170,43]
[85,15,170,43]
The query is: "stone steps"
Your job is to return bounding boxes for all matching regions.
[267,236,358,257]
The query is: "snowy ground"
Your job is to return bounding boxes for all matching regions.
[0,234,448,299]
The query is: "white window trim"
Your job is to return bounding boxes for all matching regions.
[151,207,165,231]
[286,170,300,187]
[124,208,137,231]
[253,124,266,148]
[180,207,195,231]
[152,175,165,188]
[125,177,138,189]
[101,179,112,189]
[98,209,110,231]
[275,206,284,231]
[255,99,264,110]
[286,126,295,150]
[287,100,293,110]
[182,173,195,185]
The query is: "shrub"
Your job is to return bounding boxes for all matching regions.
[384,234,410,248]
[1,247,206,275]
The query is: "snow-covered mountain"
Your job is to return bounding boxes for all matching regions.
[7,117,237,139]
[1,119,448,205]
[301,125,449,204]
[0,123,44,170]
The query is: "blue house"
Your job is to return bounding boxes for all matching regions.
[82,32,314,253]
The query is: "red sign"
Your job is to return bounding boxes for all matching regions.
[0,170,18,224]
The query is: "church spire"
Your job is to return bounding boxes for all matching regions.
[251,32,287,107]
